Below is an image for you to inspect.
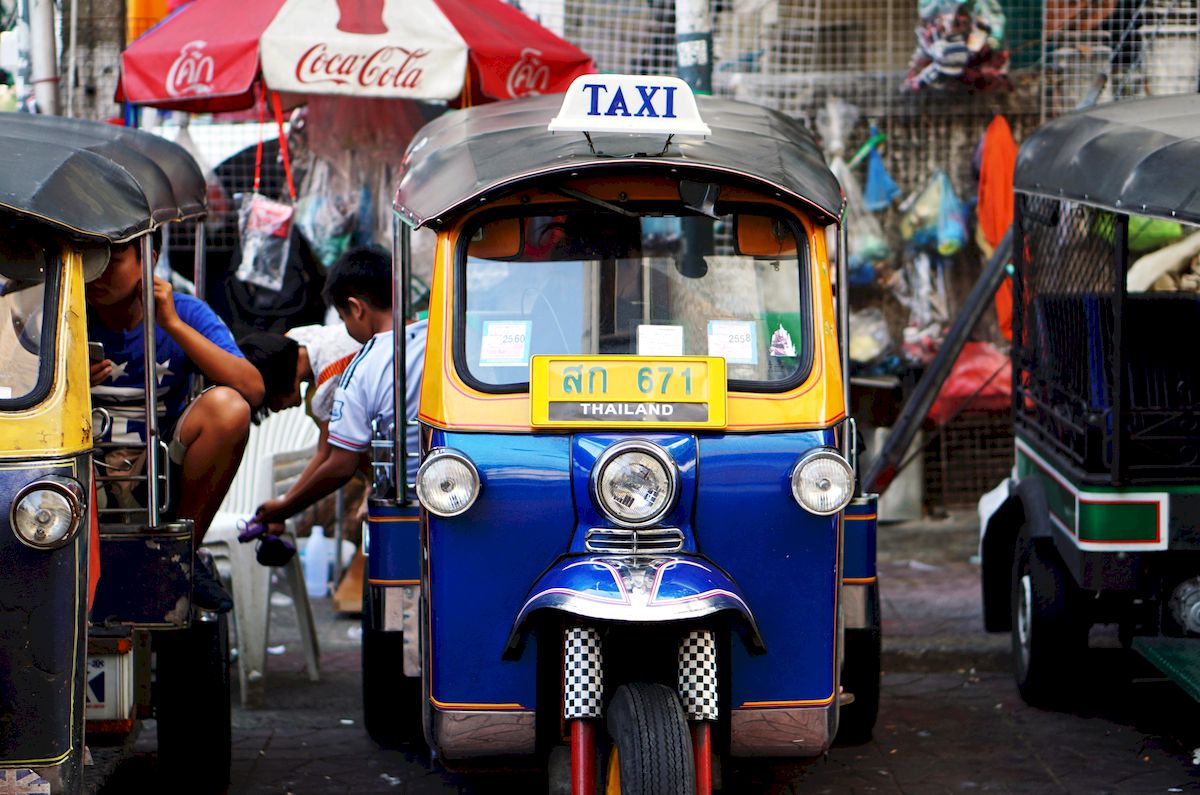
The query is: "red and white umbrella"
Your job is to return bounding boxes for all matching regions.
[119,0,595,112]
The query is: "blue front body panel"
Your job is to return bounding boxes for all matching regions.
[695,431,839,707]
[426,431,575,709]
[426,428,840,711]
[367,501,421,584]
[0,458,88,766]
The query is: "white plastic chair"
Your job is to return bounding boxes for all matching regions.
[204,405,321,707]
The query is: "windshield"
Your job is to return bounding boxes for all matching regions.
[0,238,58,408]
[459,207,809,391]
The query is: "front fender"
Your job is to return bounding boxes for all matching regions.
[505,555,765,658]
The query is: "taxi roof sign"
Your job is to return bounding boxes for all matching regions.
[548,74,711,137]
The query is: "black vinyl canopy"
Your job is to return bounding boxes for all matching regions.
[0,113,206,242]
[393,94,844,228]
[1015,93,1200,224]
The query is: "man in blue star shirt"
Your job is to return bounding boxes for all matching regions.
[87,232,264,612]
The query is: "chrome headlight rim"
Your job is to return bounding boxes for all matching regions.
[590,439,679,529]
[10,476,85,550]
[790,448,855,517]
[415,448,481,518]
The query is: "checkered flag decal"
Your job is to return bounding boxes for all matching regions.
[678,629,719,720]
[563,626,604,719]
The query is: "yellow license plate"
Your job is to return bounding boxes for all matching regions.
[530,356,727,428]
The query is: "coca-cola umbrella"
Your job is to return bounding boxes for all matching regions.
[118,0,595,112]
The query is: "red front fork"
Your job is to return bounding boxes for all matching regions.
[692,722,712,795]
[571,719,597,795]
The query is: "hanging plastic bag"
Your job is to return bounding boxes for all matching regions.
[295,156,358,268]
[899,170,964,255]
[236,193,294,291]
[863,129,901,212]
[898,171,943,247]
[235,90,298,292]
[935,172,966,255]
[849,307,893,365]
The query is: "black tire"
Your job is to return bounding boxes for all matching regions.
[604,683,694,795]
[1011,535,1087,708]
[837,604,881,745]
[155,613,232,793]
[362,586,423,747]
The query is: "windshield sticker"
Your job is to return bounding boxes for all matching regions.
[479,320,532,367]
[637,324,684,357]
[0,387,10,399]
[769,323,796,357]
[707,320,758,365]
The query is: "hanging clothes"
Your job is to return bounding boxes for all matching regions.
[977,114,1018,340]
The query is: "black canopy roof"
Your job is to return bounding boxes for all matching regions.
[0,113,207,242]
[1015,93,1200,224]
[393,94,844,228]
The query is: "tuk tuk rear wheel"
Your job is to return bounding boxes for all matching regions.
[155,613,232,792]
[1011,536,1086,708]
[361,586,423,748]
[603,683,694,795]
[836,594,882,744]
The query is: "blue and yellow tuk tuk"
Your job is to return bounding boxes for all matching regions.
[0,113,230,794]
[364,75,879,792]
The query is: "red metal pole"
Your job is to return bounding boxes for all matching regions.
[692,722,711,795]
[571,719,596,795]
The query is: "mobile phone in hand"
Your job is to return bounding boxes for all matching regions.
[88,341,105,363]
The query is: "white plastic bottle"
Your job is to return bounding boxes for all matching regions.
[304,526,330,597]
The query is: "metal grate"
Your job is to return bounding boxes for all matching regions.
[585,527,685,555]
[924,410,1014,511]
[1015,195,1200,481]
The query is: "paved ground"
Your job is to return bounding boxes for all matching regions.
[95,512,1200,794]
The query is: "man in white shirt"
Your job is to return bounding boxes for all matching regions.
[254,246,424,526]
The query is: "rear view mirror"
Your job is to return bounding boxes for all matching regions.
[81,242,110,282]
[734,214,797,257]
[469,218,523,260]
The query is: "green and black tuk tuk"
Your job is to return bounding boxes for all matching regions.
[979,93,1200,705]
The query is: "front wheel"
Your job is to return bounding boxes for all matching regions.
[604,683,694,795]
[1011,535,1087,708]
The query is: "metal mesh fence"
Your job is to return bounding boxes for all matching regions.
[514,0,1199,238]
[60,0,124,122]
[1044,0,1200,118]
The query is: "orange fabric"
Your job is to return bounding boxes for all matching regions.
[978,115,1018,340]
[316,352,356,389]
[88,477,100,610]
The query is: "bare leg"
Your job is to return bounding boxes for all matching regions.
[175,386,251,546]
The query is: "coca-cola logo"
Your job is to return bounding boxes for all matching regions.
[294,44,428,90]
[165,40,215,97]
[506,48,551,98]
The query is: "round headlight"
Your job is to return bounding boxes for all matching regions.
[790,450,855,516]
[11,477,84,550]
[592,441,677,528]
[416,449,480,518]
